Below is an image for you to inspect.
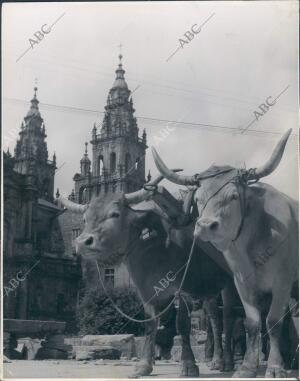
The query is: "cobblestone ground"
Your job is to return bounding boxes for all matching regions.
[4,360,299,379]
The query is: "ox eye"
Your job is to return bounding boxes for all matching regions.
[109,212,120,219]
[230,193,239,201]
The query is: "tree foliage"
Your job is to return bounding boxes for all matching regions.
[77,286,145,336]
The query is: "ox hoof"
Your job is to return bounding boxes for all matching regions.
[233,365,257,378]
[204,355,213,363]
[180,361,200,377]
[265,366,287,378]
[210,357,224,371]
[130,363,153,378]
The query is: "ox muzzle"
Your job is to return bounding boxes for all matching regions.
[75,233,97,253]
[195,217,219,239]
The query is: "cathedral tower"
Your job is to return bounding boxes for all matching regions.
[73,54,147,203]
[14,87,56,200]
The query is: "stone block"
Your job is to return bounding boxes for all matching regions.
[35,348,69,360]
[75,350,93,361]
[45,334,65,345]
[18,338,42,360]
[65,337,84,346]
[40,334,72,353]
[81,334,135,359]
[4,319,66,336]
[34,334,71,359]
[4,355,11,363]
[75,346,121,361]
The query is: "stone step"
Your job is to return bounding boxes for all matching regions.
[67,334,135,359]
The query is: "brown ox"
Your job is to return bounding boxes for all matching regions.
[59,174,241,377]
[152,129,298,378]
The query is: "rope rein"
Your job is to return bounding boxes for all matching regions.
[93,169,254,324]
[95,237,197,324]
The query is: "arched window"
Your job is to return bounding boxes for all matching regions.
[97,155,104,176]
[125,153,131,173]
[110,152,116,173]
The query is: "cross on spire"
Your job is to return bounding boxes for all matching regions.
[118,43,123,64]
[34,78,38,97]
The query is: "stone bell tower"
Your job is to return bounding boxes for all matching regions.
[73,54,147,203]
[14,87,56,201]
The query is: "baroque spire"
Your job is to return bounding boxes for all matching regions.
[25,86,42,121]
[13,86,56,200]
[14,86,48,165]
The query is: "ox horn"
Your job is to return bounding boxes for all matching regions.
[124,168,183,204]
[152,147,198,186]
[248,129,292,180]
[58,196,88,213]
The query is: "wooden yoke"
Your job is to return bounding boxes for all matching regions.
[152,186,232,277]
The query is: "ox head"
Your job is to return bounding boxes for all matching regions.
[58,171,181,266]
[152,129,292,251]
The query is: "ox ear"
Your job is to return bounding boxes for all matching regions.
[119,193,128,206]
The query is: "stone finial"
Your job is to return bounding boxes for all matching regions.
[142,129,147,144]
[92,123,97,139]
[68,189,75,201]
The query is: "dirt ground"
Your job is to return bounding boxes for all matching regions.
[4,359,299,379]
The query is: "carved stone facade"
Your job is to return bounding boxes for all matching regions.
[3,89,81,331]
[60,55,148,288]
[72,54,147,203]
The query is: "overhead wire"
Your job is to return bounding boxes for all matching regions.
[15,53,294,113]
[4,97,297,139]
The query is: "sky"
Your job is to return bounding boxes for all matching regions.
[2,1,299,199]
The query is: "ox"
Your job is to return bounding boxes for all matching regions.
[152,129,298,378]
[59,175,240,377]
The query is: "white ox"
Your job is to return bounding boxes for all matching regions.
[152,129,298,378]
